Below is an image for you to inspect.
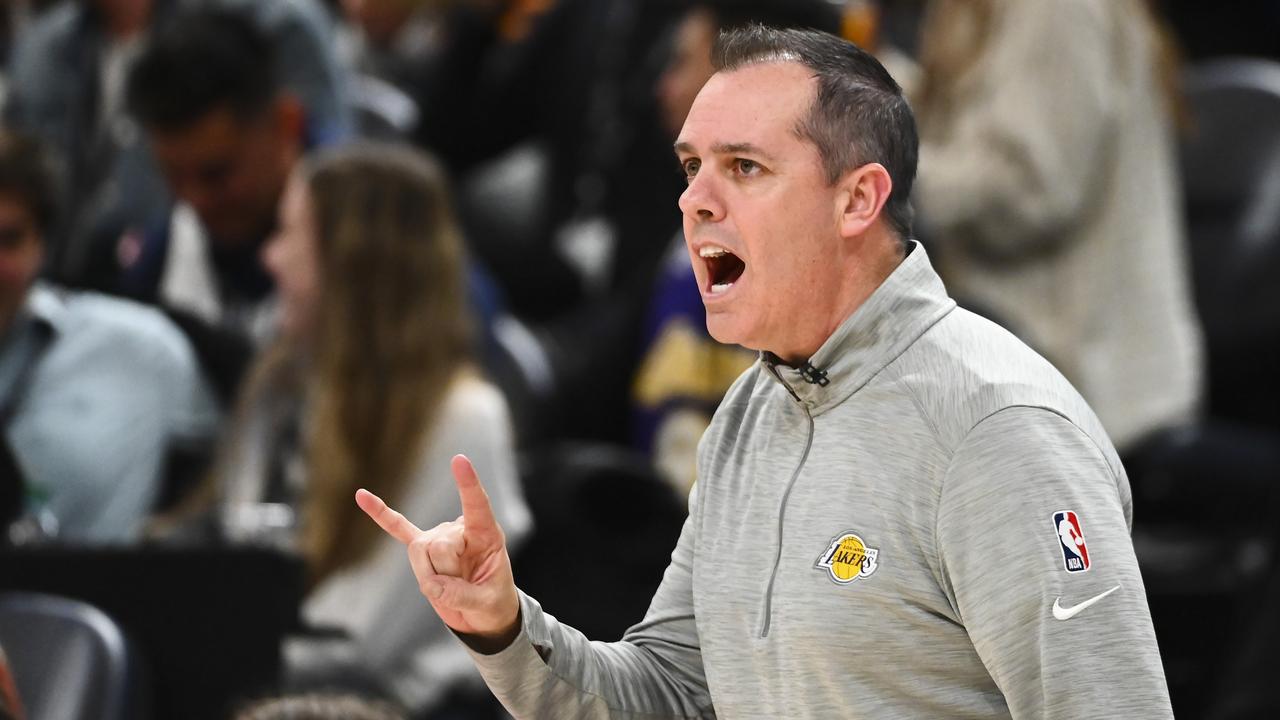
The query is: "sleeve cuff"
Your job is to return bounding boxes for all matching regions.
[461,591,555,691]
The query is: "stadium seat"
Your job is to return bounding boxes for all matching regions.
[1130,56,1280,718]
[0,592,147,720]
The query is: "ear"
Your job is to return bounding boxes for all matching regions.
[835,162,893,239]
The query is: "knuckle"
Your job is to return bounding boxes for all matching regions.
[409,542,435,572]
[430,538,460,561]
[409,535,432,555]
[426,541,448,562]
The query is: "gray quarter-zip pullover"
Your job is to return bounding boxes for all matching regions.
[468,243,1172,719]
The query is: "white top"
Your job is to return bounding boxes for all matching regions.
[277,375,531,711]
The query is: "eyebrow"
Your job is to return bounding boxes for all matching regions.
[673,141,776,163]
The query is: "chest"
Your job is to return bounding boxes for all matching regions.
[690,399,969,704]
[8,345,169,483]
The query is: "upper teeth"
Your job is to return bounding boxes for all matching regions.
[699,246,729,258]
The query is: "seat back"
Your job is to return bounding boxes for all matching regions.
[1139,60,1280,715]
[513,443,687,641]
[0,592,139,720]
[1180,58,1280,428]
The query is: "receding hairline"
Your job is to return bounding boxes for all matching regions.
[673,61,823,162]
[722,46,806,66]
[678,58,822,124]
[710,54,818,81]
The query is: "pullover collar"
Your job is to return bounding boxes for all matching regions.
[764,242,956,415]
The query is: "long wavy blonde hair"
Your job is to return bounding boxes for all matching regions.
[245,143,473,584]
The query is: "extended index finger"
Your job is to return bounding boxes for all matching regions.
[451,454,501,539]
[355,488,423,545]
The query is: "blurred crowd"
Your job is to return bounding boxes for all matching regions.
[0,0,1277,718]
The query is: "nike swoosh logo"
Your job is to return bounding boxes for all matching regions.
[1052,585,1121,620]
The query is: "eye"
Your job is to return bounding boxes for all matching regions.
[681,158,701,182]
[734,158,762,177]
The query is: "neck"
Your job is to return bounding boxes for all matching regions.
[773,231,906,365]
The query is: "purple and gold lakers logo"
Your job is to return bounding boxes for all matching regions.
[815,532,879,585]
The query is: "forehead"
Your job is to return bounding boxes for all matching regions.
[677,61,816,151]
[152,106,265,161]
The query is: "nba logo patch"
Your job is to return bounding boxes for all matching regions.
[1053,511,1091,573]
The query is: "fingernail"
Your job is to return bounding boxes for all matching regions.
[426,582,443,598]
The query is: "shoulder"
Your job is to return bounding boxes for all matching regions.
[888,307,1113,457]
[951,404,1120,487]
[439,372,511,425]
[707,359,766,421]
[429,371,517,457]
[14,2,81,52]
[696,359,772,460]
[8,3,83,82]
[116,218,176,300]
[52,290,197,372]
[1001,0,1110,28]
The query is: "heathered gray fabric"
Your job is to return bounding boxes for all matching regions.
[468,244,1172,719]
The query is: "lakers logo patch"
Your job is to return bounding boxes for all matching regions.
[815,532,879,585]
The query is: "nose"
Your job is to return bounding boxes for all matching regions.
[678,168,725,223]
[261,234,283,279]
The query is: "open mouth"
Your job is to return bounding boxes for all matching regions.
[700,246,746,295]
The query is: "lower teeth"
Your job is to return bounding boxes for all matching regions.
[711,283,733,294]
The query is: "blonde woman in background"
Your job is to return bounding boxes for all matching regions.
[911,0,1202,453]
[216,142,530,716]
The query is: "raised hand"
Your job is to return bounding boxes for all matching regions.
[356,454,520,648]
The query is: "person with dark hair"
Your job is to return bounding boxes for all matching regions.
[0,129,216,543]
[3,0,347,290]
[93,4,353,406]
[358,25,1173,718]
[120,6,314,347]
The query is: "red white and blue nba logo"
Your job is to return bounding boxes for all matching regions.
[1053,510,1091,573]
